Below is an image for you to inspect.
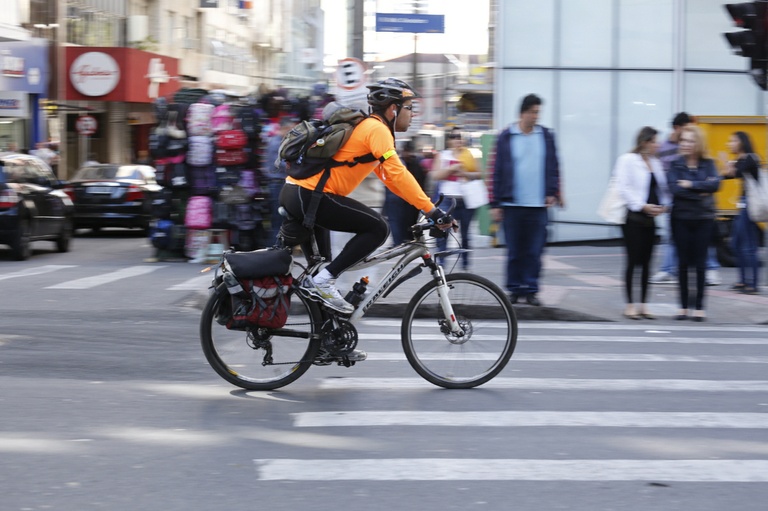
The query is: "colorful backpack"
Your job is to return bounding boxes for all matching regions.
[211,104,235,132]
[187,136,214,166]
[185,195,213,229]
[186,102,214,136]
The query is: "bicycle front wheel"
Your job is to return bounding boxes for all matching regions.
[401,273,517,389]
[200,283,323,390]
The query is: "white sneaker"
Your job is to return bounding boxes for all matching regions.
[300,275,354,314]
[650,271,677,284]
[706,269,721,286]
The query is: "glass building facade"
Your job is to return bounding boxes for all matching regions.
[495,0,765,242]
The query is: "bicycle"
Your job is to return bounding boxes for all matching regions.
[199,200,518,390]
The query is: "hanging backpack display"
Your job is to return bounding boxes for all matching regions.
[185,195,213,229]
[211,104,235,132]
[186,102,215,136]
[215,147,248,166]
[189,165,218,196]
[188,136,214,166]
[216,129,248,149]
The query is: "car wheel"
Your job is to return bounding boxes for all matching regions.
[10,219,32,261]
[56,217,73,253]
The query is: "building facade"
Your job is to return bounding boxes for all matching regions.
[12,0,325,178]
[496,0,765,242]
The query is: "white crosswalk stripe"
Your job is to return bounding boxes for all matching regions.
[317,377,768,391]
[166,274,212,291]
[0,265,76,282]
[292,411,768,428]
[364,352,768,362]
[255,459,768,482]
[0,263,214,292]
[45,265,166,289]
[362,319,768,333]
[359,333,768,344]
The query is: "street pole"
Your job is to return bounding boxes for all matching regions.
[56,0,67,178]
[412,34,417,89]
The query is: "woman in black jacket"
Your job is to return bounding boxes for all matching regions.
[668,125,721,321]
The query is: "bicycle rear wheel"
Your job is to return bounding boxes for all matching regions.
[200,283,322,390]
[401,273,517,389]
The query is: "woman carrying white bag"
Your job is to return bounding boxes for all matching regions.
[612,126,670,319]
[431,127,484,269]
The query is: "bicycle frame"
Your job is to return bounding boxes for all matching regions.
[301,226,464,335]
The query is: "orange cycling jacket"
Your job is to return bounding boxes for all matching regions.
[285,114,434,213]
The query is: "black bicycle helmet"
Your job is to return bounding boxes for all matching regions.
[366,78,420,108]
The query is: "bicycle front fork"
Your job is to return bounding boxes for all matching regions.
[433,265,465,337]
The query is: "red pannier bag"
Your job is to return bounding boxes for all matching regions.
[217,248,295,330]
[226,275,293,330]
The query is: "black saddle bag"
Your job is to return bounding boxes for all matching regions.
[223,247,293,279]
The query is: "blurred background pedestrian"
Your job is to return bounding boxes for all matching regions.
[263,117,295,244]
[651,112,722,286]
[615,126,669,319]
[668,125,721,321]
[431,126,480,270]
[491,94,561,307]
[383,140,426,246]
[719,131,762,294]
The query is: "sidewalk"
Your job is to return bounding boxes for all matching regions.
[364,243,768,325]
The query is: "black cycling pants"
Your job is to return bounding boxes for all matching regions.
[279,183,390,277]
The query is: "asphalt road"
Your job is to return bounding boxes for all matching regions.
[1,230,767,510]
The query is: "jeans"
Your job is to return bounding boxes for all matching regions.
[731,208,761,288]
[436,198,475,269]
[502,206,548,295]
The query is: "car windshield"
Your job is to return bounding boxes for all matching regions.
[75,166,142,181]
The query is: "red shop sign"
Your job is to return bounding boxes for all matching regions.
[65,47,180,103]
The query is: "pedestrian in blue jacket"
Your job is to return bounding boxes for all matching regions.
[491,94,561,307]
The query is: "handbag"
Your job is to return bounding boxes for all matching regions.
[597,176,626,224]
[744,169,768,222]
[460,178,489,209]
[438,179,463,197]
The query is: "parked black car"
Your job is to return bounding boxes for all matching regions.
[64,164,162,234]
[0,152,74,260]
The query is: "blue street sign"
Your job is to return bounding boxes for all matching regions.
[375,13,445,34]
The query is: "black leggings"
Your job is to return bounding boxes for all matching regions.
[620,217,656,304]
[671,217,713,311]
[279,183,390,277]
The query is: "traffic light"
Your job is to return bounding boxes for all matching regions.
[724,1,768,90]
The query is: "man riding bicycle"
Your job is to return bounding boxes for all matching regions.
[278,78,455,319]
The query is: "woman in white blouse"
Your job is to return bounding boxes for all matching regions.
[614,126,670,319]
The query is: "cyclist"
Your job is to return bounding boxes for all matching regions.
[278,78,455,317]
